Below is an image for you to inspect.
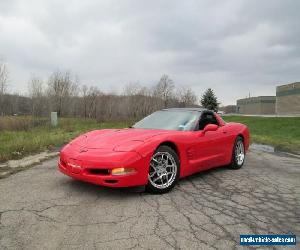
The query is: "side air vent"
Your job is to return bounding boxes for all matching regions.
[186,148,196,160]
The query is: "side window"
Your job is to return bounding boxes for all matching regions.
[198,112,219,130]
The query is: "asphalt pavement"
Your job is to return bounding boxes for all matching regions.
[0,150,299,250]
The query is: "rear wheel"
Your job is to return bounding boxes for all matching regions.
[229,136,245,169]
[146,146,180,194]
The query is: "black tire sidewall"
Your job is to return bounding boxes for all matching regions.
[146,145,180,194]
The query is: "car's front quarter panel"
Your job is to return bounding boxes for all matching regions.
[225,122,250,154]
[132,132,199,179]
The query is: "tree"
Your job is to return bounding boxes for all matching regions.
[200,88,218,111]
[47,71,78,116]
[0,61,9,115]
[81,84,89,118]
[123,82,142,96]
[177,87,197,107]
[153,75,175,108]
[81,84,101,118]
[28,76,44,116]
[122,82,152,118]
[0,61,8,95]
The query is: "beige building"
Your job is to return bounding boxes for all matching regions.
[219,105,237,114]
[276,82,300,115]
[236,96,276,115]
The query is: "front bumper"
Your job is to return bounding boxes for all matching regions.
[58,149,149,187]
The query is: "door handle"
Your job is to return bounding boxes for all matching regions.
[223,131,228,134]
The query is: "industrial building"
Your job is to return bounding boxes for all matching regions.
[236,96,276,115]
[276,82,300,115]
[219,105,237,114]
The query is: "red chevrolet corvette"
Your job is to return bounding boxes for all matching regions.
[59,108,249,193]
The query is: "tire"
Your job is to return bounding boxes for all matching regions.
[229,136,245,169]
[146,145,180,194]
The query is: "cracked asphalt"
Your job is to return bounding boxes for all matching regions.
[0,150,299,250]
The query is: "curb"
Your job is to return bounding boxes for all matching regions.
[0,151,59,179]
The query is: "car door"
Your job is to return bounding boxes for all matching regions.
[192,111,228,170]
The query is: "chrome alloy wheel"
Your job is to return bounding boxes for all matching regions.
[235,140,245,165]
[148,151,178,189]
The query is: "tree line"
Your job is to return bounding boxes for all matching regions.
[0,61,219,121]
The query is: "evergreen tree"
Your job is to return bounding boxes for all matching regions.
[200,88,218,111]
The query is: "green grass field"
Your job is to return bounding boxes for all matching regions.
[223,116,300,154]
[0,118,128,162]
[0,116,299,162]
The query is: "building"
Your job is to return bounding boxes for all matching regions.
[276,82,300,115]
[219,105,237,114]
[236,96,276,115]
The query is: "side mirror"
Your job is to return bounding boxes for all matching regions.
[203,124,218,133]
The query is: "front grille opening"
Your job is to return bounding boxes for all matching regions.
[104,179,118,184]
[87,168,110,175]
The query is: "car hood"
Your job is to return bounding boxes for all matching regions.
[70,128,169,151]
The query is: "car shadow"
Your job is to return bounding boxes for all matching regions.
[184,165,230,179]
[61,177,145,197]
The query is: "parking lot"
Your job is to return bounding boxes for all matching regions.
[0,150,299,250]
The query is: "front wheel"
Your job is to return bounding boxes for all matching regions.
[146,146,180,194]
[229,136,245,169]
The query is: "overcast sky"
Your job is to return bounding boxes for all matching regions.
[1,0,300,105]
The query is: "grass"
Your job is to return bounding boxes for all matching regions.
[0,115,299,163]
[223,116,300,153]
[0,118,129,163]
[0,116,48,131]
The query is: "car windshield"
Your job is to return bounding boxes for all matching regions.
[132,110,199,131]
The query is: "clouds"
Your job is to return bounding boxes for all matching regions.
[0,0,300,104]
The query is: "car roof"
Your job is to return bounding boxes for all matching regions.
[161,108,209,112]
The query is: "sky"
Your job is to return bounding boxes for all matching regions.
[1,0,300,105]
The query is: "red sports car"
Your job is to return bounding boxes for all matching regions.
[59,108,249,193]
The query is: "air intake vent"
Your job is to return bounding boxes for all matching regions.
[87,169,110,175]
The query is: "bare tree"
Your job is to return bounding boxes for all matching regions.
[122,82,155,119]
[0,61,9,115]
[0,61,8,95]
[123,82,142,96]
[81,85,101,118]
[177,86,197,107]
[123,82,141,118]
[28,76,44,116]
[47,71,78,116]
[153,75,175,108]
[0,64,202,120]
[81,84,89,118]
